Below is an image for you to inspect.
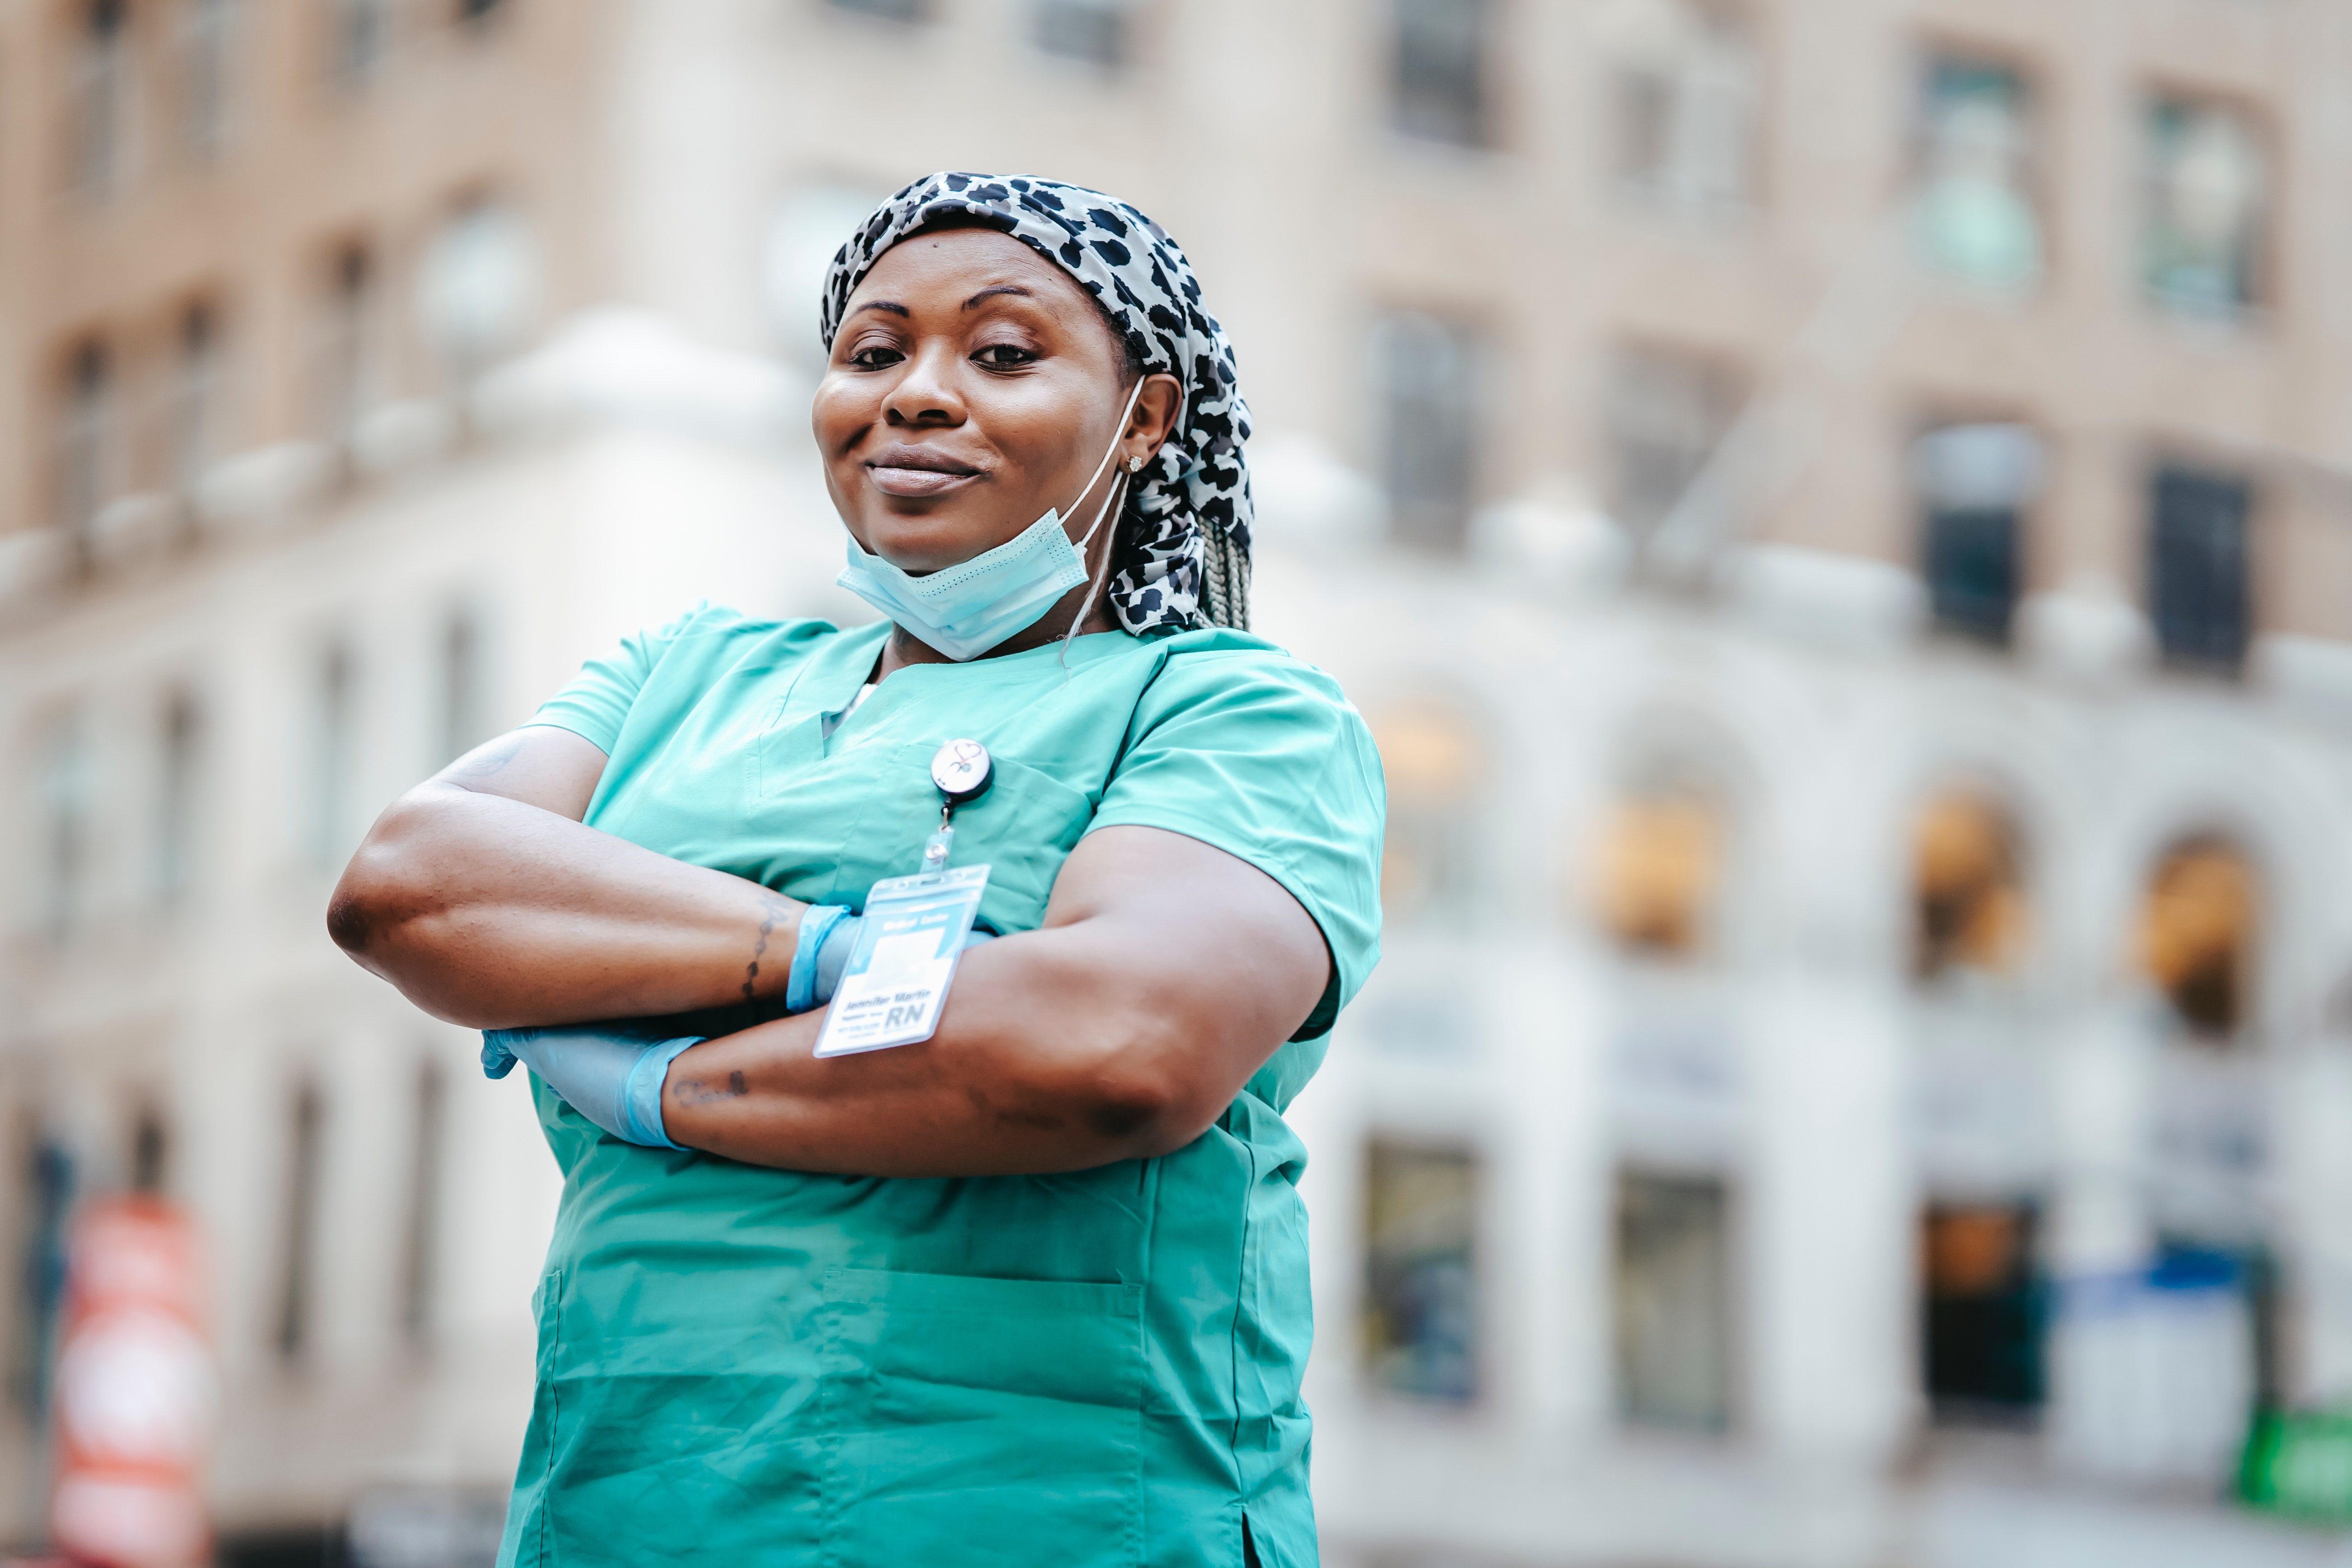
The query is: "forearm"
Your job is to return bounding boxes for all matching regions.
[330,783,810,1028]
[660,935,1213,1177]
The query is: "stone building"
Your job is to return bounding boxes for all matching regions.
[1,0,2350,1562]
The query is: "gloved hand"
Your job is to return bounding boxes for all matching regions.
[788,906,996,1013]
[481,1025,704,1149]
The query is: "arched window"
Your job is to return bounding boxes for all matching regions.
[1368,700,1484,921]
[1913,792,2027,980]
[1593,777,1726,960]
[2137,837,2259,1041]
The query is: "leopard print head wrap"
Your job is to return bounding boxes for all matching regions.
[818,172,1253,633]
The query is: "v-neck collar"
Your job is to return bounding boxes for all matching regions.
[819,621,1145,728]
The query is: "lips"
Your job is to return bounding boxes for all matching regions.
[867,444,983,499]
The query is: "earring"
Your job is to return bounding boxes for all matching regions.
[1128,455,1144,473]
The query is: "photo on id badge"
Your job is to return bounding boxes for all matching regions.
[813,865,990,1057]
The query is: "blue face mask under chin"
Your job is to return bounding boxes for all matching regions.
[836,377,1148,662]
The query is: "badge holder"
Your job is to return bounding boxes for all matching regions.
[812,740,996,1058]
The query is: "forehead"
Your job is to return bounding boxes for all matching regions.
[847,226,1093,317]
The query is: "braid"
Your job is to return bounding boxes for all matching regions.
[1199,523,1251,632]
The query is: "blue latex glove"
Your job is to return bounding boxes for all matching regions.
[787,908,996,1013]
[480,1025,704,1149]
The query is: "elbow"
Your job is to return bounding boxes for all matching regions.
[1065,1030,1218,1160]
[326,845,402,957]
[324,801,436,958]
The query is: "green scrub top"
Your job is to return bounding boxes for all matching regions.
[496,606,1385,1568]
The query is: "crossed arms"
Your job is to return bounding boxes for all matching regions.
[327,725,1329,1176]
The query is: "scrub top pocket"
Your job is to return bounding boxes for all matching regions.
[829,744,1096,931]
[818,1267,1144,1568]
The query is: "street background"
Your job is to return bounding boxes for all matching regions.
[5,0,2352,1564]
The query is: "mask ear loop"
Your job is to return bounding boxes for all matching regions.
[1056,376,1152,664]
[1060,376,1149,541]
[1059,468,1131,664]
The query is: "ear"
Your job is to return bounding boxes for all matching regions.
[1122,374,1185,470]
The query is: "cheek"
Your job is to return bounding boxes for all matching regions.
[810,376,876,451]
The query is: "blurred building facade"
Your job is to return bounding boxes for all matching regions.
[4,0,2352,1564]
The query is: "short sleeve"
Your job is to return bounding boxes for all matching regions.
[527,602,722,754]
[1087,647,1386,1041]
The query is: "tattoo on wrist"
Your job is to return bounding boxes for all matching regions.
[742,893,793,1003]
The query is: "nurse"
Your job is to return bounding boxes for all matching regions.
[329,173,1384,1568]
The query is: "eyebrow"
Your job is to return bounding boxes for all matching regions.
[963,285,1034,309]
[850,300,909,319]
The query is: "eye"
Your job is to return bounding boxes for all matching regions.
[973,343,1040,371]
[847,343,905,370]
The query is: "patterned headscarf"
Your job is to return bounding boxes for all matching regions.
[819,172,1253,633]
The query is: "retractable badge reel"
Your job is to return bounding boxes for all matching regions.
[812,740,996,1058]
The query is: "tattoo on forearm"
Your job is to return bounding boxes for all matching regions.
[670,1069,751,1109]
[742,893,793,1002]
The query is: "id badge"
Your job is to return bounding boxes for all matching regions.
[812,865,990,1057]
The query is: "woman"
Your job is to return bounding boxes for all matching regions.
[331,173,1384,1568]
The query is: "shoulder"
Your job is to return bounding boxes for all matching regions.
[1128,627,1363,728]
[636,602,860,672]
[650,600,838,648]
[1107,626,1384,814]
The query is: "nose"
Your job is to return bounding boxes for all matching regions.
[882,339,967,429]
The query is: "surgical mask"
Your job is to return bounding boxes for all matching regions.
[837,378,1146,661]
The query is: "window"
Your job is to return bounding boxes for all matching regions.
[168,301,226,493]
[1922,1203,2045,1422]
[1372,312,1481,551]
[765,183,883,361]
[417,199,540,380]
[1363,1139,1479,1403]
[70,0,129,196]
[1912,422,2043,644]
[1911,55,2041,292]
[1593,784,1725,960]
[437,607,483,766]
[309,641,355,868]
[1610,0,1756,219]
[1607,345,1740,545]
[2143,97,2265,316]
[56,339,115,540]
[274,1081,325,1361]
[131,1104,170,1193]
[827,0,932,22]
[12,1139,75,1417]
[1368,700,1483,922]
[2138,838,2258,1041]
[2056,1238,2275,1484]
[331,0,390,80]
[1616,1170,1733,1432]
[1390,0,1488,148]
[1913,793,2026,981]
[178,0,235,155]
[2148,464,2252,674]
[398,1061,444,1348]
[38,716,92,940]
[155,689,200,906]
[1034,0,1131,66]
[317,244,378,446]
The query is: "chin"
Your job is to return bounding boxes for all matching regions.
[865,509,1015,574]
